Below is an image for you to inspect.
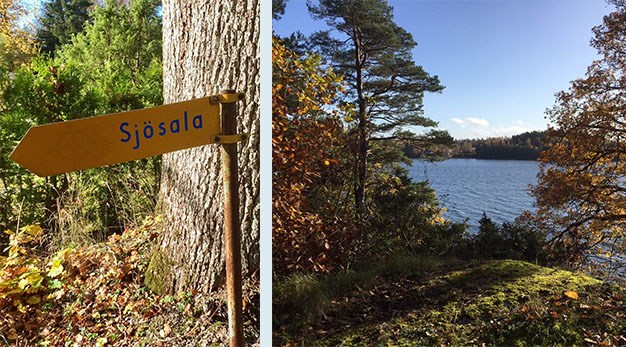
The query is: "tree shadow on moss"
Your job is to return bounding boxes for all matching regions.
[277,259,546,345]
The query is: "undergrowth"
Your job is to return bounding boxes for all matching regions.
[0,216,259,346]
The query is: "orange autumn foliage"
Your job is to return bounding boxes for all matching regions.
[272,37,357,274]
[533,10,626,269]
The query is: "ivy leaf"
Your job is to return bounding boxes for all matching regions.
[48,278,63,289]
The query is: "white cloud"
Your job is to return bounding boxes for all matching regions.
[450,117,489,128]
[490,126,531,137]
[451,118,465,126]
[446,118,543,139]
[466,117,489,127]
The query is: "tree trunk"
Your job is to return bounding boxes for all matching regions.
[146,0,259,294]
[355,118,367,217]
[353,26,367,218]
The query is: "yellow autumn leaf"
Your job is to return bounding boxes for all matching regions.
[21,225,43,237]
[48,260,64,278]
[18,272,43,290]
[564,290,579,300]
[17,277,30,290]
[55,248,74,262]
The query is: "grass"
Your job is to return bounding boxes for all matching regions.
[274,256,626,346]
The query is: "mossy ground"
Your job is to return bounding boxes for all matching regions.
[274,258,626,346]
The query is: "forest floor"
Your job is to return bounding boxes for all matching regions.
[0,216,259,347]
[274,257,626,346]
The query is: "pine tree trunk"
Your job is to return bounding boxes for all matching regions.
[146,0,259,294]
[353,27,367,218]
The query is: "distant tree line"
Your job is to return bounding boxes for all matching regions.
[404,130,547,160]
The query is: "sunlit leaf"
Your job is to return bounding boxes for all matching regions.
[21,225,43,237]
[18,277,30,290]
[564,290,579,300]
[48,261,64,278]
[48,278,63,289]
[55,248,74,261]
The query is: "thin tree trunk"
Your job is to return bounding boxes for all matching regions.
[353,26,367,218]
[354,114,367,217]
[146,0,259,294]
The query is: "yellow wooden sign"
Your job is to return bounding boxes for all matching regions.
[10,95,236,177]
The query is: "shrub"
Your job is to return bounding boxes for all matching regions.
[471,212,548,264]
[364,167,469,260]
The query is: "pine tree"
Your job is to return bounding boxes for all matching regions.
[36,0,92,55]
[308,0,447,216]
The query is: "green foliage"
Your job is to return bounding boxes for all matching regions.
[49,160,160,250]
[473,213,504,258]
[272,0,287,20]
[0,59,101,236]
[365,167,468,260]
[5,57,102,123]
[57,0,163,110]
[36,0,91,55]
[354,139,468,261]
[0,0,163,249]
[471,212,548,264]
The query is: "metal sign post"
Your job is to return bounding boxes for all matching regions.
[216,90,245,347]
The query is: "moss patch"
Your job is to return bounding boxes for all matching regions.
[144,246,174,295]
[276,259,624,346]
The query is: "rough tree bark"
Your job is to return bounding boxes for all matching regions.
[146,0,259,294]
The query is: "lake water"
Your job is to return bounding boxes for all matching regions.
[406,159,540,231]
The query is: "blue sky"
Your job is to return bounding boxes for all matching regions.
[273,0,617,139]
